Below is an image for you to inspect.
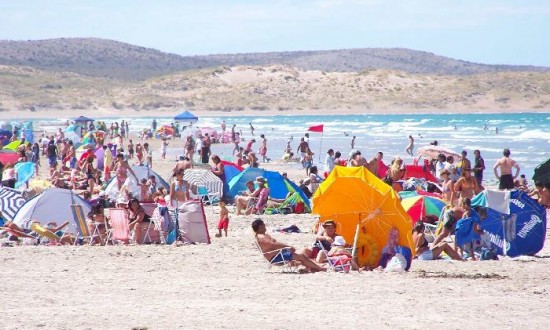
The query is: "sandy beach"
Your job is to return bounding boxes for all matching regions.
[1,127,549,329]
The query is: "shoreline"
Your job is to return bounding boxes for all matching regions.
[4,107,550,120]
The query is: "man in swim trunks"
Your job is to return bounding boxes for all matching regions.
[493,148,520,190]
[252,219,325,272]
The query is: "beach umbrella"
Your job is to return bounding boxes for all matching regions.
[532,158,550,184]
[399,191,446,223]
[14,162,35,189]
[183,169,223,198]
[312,166,414,268]
[472,190,547,257]
[417,145,461,160]
[74,116,94,123]
[0,150,19,165]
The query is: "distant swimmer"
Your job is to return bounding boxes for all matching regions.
[454,125,457,131]
[495,127,499,134]
[483,123,488,131]
[344,132,349,137]
[351,136,356,150]
[405,135,414,156]
[418,134,423,138]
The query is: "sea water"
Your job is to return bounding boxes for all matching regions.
[41,112,549,184]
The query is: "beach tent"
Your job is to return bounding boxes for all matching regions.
[471,190,547,257]
[183,169,224,198]
[11,188,91,235]
[403,165,439,183]
[221,161,243,185]
[4,140,21,151]
[0,130,12,146]
[104,165,169,201]
[0,150,19,165]
[199,127,219,141]
[14,162,35,189]
[312,166,414,268]
[227,167,310,209]
[533,158,550,185]
[174,111,198,124]
[64,125,82,143]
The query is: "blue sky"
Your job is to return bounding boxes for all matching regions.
[1,0,549,66]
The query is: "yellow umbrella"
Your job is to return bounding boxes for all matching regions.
[312,166,414,268]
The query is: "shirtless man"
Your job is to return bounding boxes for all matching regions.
[252,219,325,272]
[493,148,520,190]
[366,152,383,177]
[296,138,309,167]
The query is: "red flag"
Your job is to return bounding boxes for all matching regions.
[307,124,324,133]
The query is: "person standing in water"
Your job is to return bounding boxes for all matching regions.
[249,123,255,136]
[259,134,268,163]
[493,148,520,190]
[405,135,414,156]
[351,136,356,150]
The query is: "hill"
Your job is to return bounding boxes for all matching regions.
[1,64,549,116]
[0,38,548,80]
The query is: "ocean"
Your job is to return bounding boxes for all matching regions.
[40,112,549,184]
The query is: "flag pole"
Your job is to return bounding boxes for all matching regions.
[318,132,323,163]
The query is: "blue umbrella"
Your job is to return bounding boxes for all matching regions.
[472,190,547,257]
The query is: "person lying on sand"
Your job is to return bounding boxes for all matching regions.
[252,219,326,272]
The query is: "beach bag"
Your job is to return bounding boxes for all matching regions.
[384,253,407,273]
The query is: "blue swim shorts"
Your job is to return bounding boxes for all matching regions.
[270,248,293,264]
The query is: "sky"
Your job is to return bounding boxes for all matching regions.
[1,0,549,66]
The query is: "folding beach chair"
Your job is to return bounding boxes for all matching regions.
[30,223,63,245]
[254,236,298,273]
[316,241,352,273]
[195,185,219,211]
[71,204,99,245]
[106,208,130,244]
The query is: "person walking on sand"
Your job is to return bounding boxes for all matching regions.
[494,148,520,190]
[297,138,309,168]
[405,135,414,156]
[259,134,268,163]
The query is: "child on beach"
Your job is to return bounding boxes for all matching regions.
[327,236,361,272]
[160,138,168,160]
[139,178,150,202]
[215,200,229,237]
[304,150,313,175]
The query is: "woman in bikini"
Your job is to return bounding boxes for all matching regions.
[184,135,195,162]
[454,167,479,204]
[440,169,456,206]
[413,221,462,261]
[87,203,109,245]
[135,143,143,165]
[127,198,151,245]
[112,153,139,190]
[81,154,96,194]
[169,169,191,207]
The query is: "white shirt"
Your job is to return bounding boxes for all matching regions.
[435,161,447,181]
[325,154,335,173]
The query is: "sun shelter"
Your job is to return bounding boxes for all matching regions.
[11,188,91,235]
[174,110,198,125]
[221,161,243,185]
[105,165,169,201]
[184,169,223,199]
[312,166,414,269]
[227,167,310,209]
[471,190,547,257]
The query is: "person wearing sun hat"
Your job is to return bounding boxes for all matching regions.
[312,219,340,262]
[235,176,268,215]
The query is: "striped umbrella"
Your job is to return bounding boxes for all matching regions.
[399,191,446,223]
[0,187,26,221]
[183,169,223,197]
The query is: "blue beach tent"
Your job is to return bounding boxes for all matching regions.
[227,167,311,209]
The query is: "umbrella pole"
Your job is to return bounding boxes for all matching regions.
[352,213,361,261]
[318,133,323,163]
[501,215,507,256]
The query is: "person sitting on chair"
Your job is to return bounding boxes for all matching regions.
[252,219,325,272]
[413,221,462,261]
[313,220,339,262]
[127,198,152,245]
[235,177,267,215]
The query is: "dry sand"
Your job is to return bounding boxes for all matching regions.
[1,130,550,329]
